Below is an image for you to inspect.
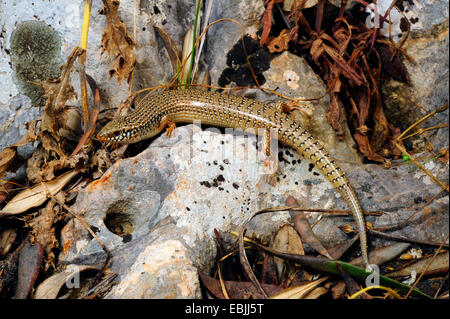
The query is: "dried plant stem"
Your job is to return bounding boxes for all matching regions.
[368,229,449,248]
[191,0,213,82]
[399,124,448,141]
[80,0,92,50]
[79,0,92,128]
[404,233,450,299]
[185,0,202,88]
[397,102,449,141]
[349,285,402,299]
[217,263,230,299]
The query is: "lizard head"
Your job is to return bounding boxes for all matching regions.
[97,113,163,144]
[97,117,143,143]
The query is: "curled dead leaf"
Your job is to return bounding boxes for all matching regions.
[99,0,136,84]
[267,29,291,53]
[154,25,181,77]
[14,241,43,299]
[58,106,82,141]
[0,169,79,216]
[310,38,324,63]
[339,224,355,234]
[272,224,304,279]
[39,47,83,157]
[260,0,285,47]
[27,198,65,270]
[34,264,100,299]
[287,196,333,260]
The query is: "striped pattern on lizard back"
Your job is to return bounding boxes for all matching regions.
[97,89,370,268]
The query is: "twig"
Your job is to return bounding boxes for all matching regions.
[217,262,230,299]
[397,102,449,141]
[407,99,449,128]
[238,207,273,299]
[368,229,449,248]
[399,124,448,141]
[71,74,101,156]
[433,272,449,299]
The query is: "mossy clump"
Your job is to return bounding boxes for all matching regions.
[10,20,62,107]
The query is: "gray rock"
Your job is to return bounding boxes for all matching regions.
[206,0,265,85]
[62,123,448,298]
[381,0,449,149]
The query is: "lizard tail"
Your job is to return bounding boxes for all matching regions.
[284,126,370,269]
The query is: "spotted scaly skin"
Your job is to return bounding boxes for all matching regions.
[98,89,370,268]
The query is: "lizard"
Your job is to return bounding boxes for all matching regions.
[97,88,371,269]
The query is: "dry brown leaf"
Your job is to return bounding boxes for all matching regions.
[0,169,79,216]
[260,0,285,47]
[57,106,83,142]
[331,280,346,299]
[326,94,346,138]
[34,264,100,299]
[283,0,318,11]
[154,26,181,77]
[303,286,329,299]
[267,29,292,53]
[26,143,88,184]
[270,276,329,299]
[272,224,304,279]
[354,132,384,162]
[0,182,15,205]
[91,148,113,179]
[370,96,390,153]
[27,197,65,270]
[39,47,83,157]
[387,251,449,278]
[287,196,333,260]
[323,44,364,86]
[350,242,410,268]
[14,241,43,299]
[0,147,18,178]
[99,0,136,84]
[0,229,17,256]
[310,38,324,63]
